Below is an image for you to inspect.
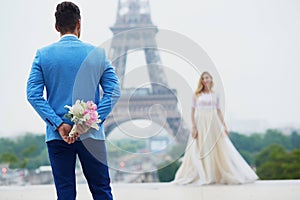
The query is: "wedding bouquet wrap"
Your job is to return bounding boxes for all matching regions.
[64,100,101,137]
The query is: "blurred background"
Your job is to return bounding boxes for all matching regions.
[0,0,300,185]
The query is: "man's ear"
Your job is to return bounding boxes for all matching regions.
[77,19,81,30]
[55,24,60,32]
[76,19,81,38]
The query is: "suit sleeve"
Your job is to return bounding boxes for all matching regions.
[97,53,121,125]
[26,50,63,131]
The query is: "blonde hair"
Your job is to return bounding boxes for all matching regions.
[194,71,214,97]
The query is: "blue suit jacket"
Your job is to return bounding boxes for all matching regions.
[27,35,121,142]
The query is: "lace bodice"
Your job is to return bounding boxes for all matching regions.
[192,92,220,109]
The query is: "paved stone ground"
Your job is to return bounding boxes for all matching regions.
[0,180,299,200]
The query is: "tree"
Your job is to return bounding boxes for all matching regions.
[248,133,263,152]
[229,132,250,151]
[263,129,292,150]
[0,152,18,166]
[157,160,181,182]
[0,133,46,169]
[255,144,300,179]
[290,131,300,149]
[281,148,300,179]
[255,144,286,167]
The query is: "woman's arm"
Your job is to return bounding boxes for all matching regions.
[191,107,198,138]
[217,108,229,136]
[191,108,196,128]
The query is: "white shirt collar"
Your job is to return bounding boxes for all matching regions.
[60,34,78,39]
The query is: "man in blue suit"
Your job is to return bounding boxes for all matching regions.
[26,2,121,200]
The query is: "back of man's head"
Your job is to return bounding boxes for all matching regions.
[55,1,81,34]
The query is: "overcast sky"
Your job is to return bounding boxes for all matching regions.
[0,0,299,136]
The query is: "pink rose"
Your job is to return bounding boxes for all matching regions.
[86,101,97,111]
[91,104,97,111]
[90,111,98,121]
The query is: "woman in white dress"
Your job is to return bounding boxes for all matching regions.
[172,71,258,185]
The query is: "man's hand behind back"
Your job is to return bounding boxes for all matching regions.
[57,123,79,144]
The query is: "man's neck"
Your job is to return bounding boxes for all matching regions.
[60,32,78,38]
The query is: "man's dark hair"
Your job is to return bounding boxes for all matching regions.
[55,1,81,34]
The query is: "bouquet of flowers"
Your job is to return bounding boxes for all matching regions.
[64,100,101,137]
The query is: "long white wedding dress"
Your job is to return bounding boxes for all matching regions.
[172,92,258,185]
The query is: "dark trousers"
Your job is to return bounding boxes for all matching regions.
[47,139,113,200]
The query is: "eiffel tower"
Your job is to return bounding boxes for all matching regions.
[104,0,188,143]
